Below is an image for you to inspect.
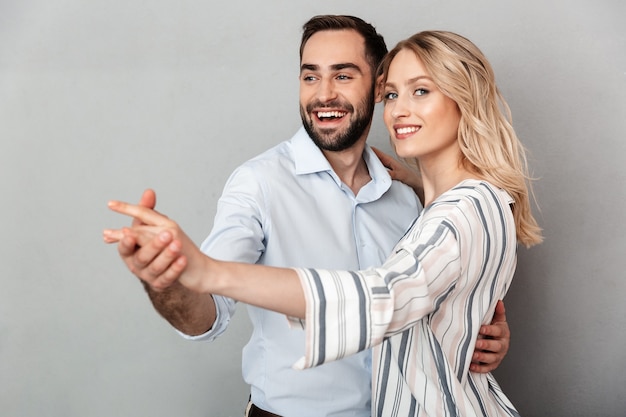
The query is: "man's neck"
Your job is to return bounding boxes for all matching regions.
[322,140,371,195]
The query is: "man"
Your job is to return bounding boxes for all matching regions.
[108,15,510,417]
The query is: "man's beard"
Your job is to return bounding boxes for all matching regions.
[300,91,375,152]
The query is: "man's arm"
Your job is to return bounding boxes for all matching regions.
[113,189,217,336]
[470,300,511,373]
[105,204,306,319]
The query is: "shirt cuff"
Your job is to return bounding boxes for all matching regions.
[175,295,233,342]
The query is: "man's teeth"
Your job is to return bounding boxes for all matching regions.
[396,126,419,134]
[317,111,346,119]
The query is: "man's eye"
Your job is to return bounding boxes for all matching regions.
[302,75,317,82]
[337,74,351,80]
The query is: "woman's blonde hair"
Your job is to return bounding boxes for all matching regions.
[379,31,542,247]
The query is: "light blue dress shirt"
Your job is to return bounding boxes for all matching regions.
[184,127,421,417]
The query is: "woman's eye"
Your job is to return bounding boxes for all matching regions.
[414,88,428,96]
[383,91,398,100]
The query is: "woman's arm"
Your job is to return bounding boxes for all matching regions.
[292,219,461,368]
[104,197,459,368]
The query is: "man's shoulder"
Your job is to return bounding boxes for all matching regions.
[237,139,294,174]
[385,180,423,209]
[222,139,296,192]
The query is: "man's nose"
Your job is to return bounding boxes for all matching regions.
[316,78,338,103]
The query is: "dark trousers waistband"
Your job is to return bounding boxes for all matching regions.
[245,401,282,417]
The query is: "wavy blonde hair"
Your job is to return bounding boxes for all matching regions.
[379,31,542,247]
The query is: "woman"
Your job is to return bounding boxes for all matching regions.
[106,31,541,416]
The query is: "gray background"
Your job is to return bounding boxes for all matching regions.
[1,0,624,416]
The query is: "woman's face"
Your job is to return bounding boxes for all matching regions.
[382,49,461,164]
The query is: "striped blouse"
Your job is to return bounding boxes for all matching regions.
[292,180,521,417]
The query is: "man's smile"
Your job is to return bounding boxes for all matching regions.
[316,110,348,120]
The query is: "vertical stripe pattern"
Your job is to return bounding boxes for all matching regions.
[292,180,520,416]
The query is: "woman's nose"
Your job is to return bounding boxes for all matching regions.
[391,95,410,118]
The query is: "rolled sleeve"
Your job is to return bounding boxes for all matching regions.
[176,294,236,341]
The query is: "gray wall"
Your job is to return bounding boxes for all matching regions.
[1,1,624,416]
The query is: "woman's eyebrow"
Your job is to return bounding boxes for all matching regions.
[385,75,432,88]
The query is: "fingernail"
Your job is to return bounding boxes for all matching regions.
[159,231,171,242]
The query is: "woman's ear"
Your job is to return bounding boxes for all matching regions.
[374,74,384,103]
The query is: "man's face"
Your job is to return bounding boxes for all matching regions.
[299,29,375,152]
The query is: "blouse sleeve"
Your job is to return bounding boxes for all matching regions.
[292,211,462,370]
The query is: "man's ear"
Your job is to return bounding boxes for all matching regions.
[374,74,384,103]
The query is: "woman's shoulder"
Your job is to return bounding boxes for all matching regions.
[422,180,513,225]
[438,179,512,207]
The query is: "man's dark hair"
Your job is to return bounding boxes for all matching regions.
[299,15,388,77]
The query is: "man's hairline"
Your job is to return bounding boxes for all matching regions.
[299,29,373,79]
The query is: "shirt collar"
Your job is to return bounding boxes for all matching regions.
[292,127,333,175]
[292,126,393,200]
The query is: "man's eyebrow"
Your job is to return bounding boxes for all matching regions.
[300,63,364,74]
[300,63,318,72]
[331,63,363,73]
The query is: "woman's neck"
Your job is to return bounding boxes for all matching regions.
[420,164,476,207]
